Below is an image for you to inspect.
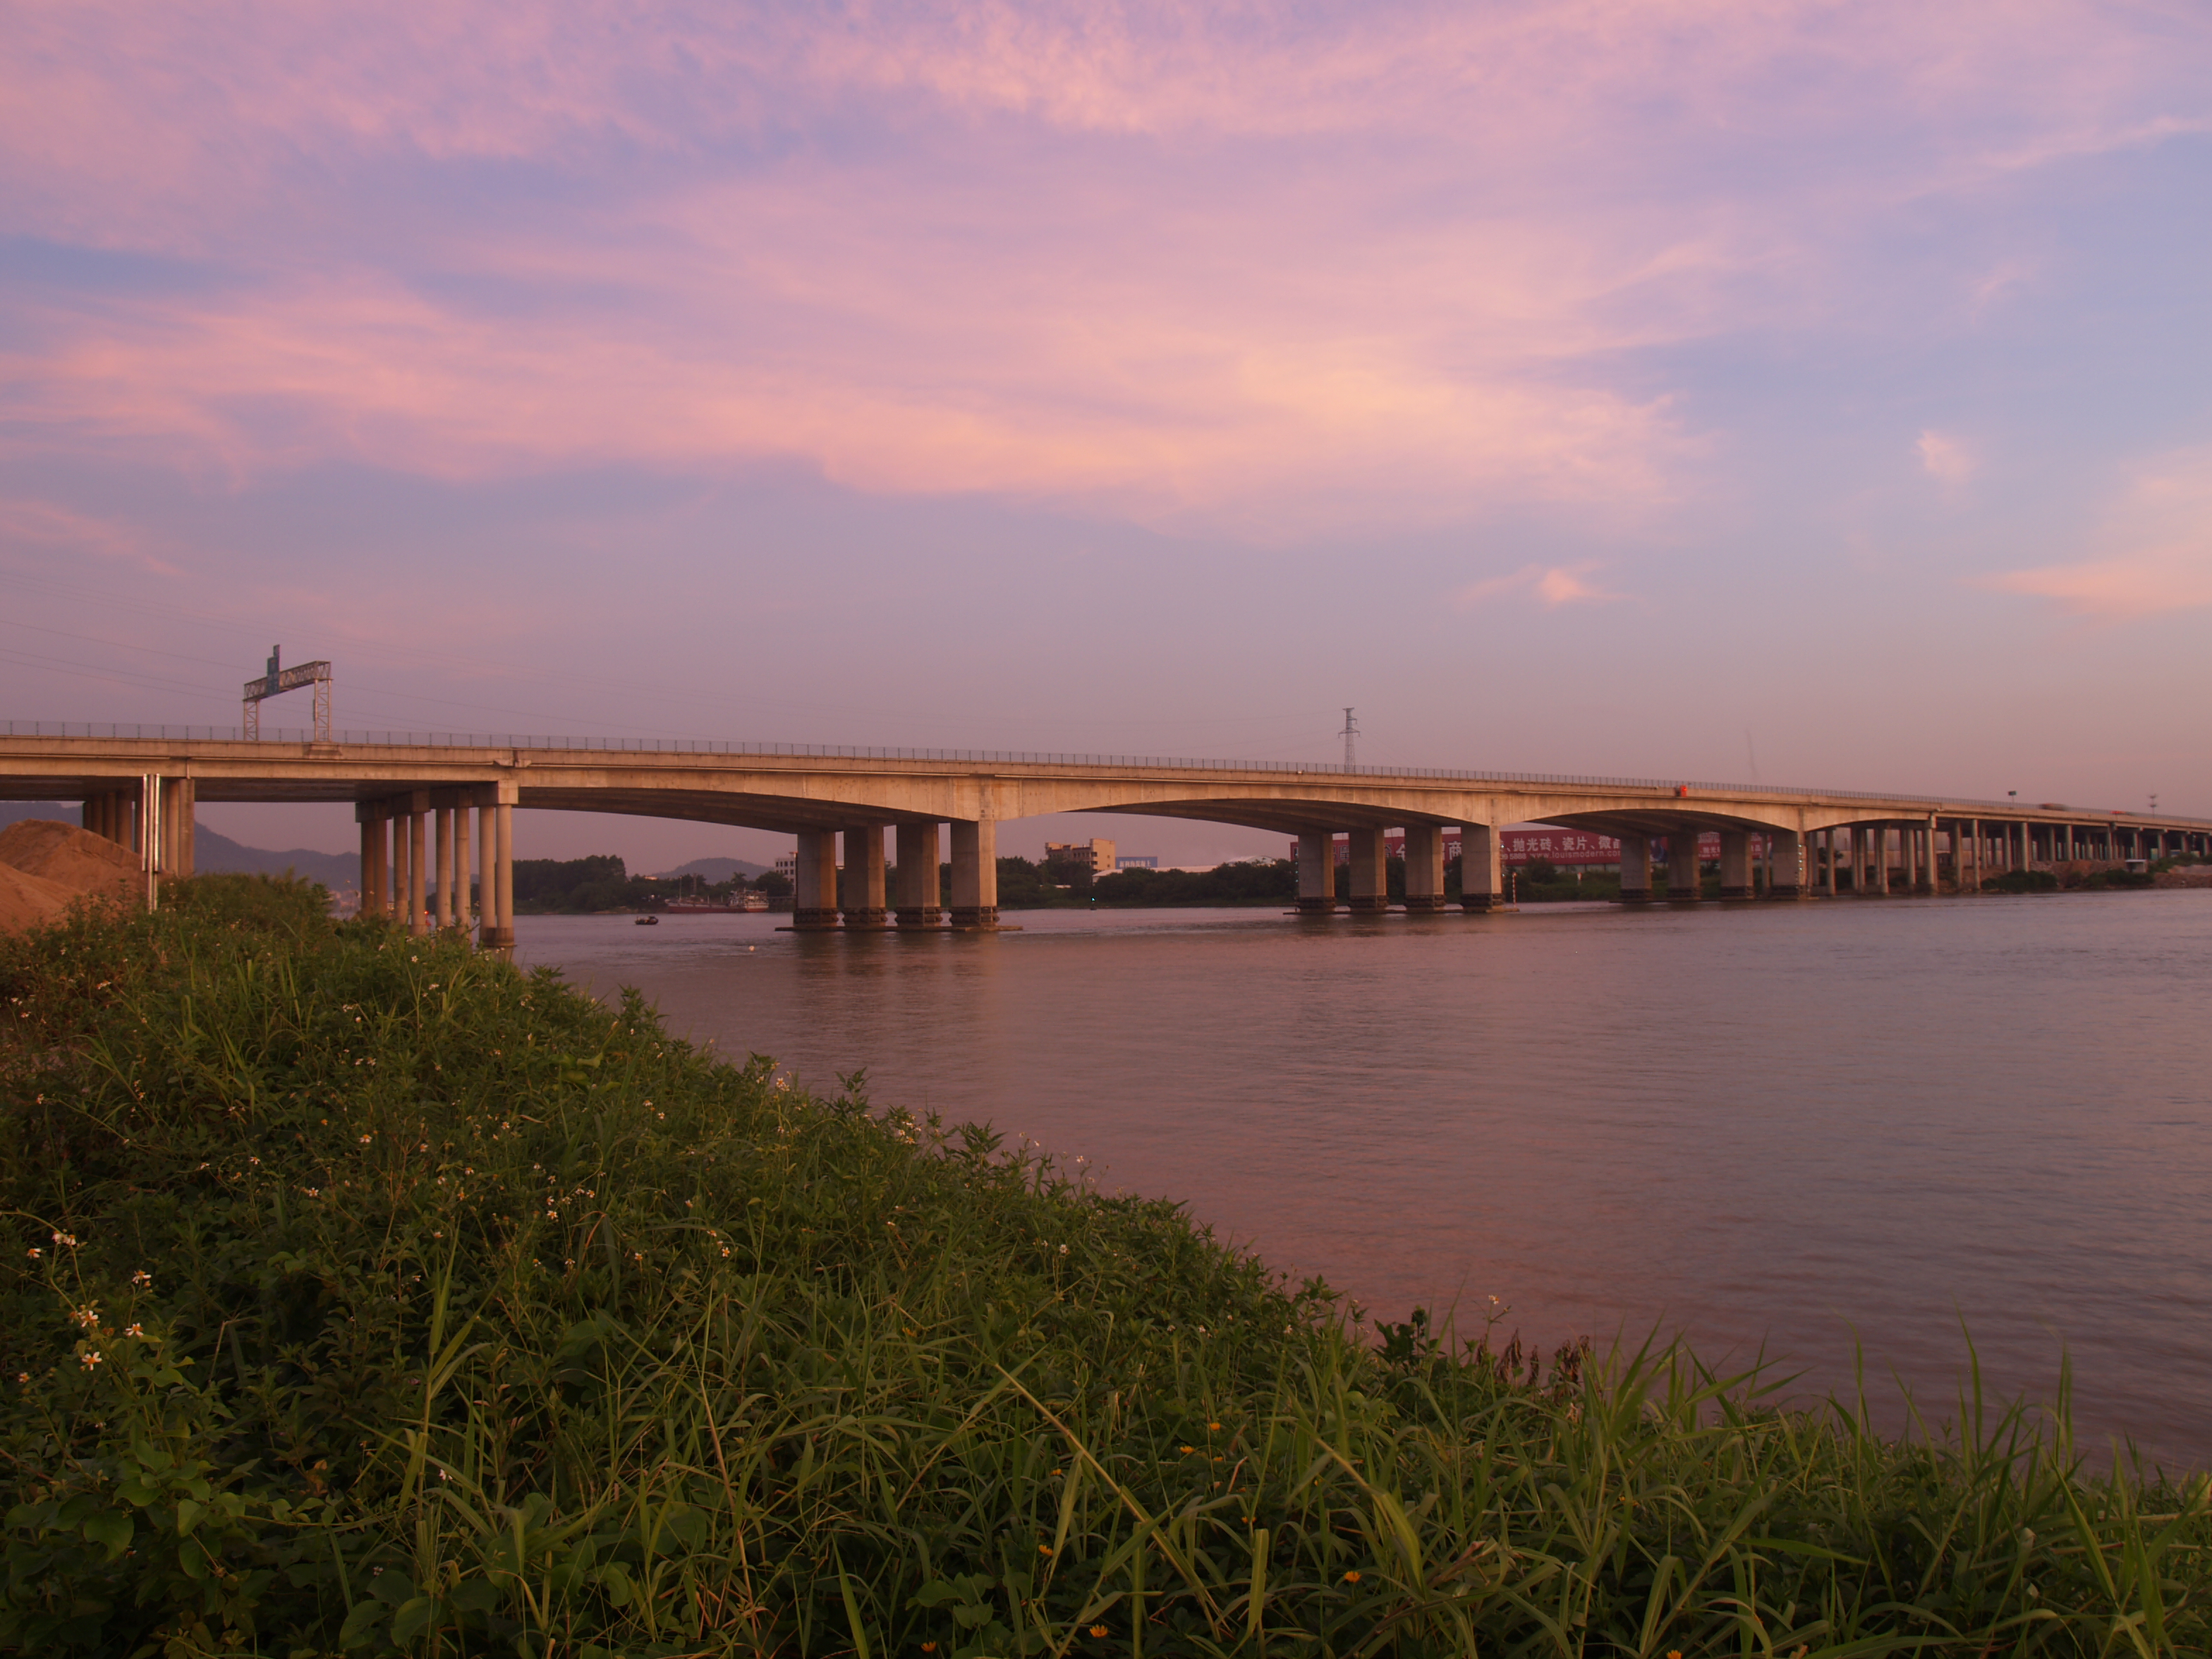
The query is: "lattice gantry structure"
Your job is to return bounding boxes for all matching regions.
[242,646,332,741]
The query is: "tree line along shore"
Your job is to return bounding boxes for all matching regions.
[509,849,2207,914]
[3,866,2206,1655]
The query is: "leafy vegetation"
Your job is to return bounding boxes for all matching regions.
[4,878,2207,1655]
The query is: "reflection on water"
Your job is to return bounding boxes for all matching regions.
[518,893,2212,1469]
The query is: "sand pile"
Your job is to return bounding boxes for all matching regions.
[0,861,76,932]
[0,820,141,935]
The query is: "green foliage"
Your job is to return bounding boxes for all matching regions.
[511,854,652,914]
[3,875,2208,1655]
[1091,861,1297,908]
[1984,870,2063,894]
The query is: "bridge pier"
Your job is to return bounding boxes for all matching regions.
[159,777,195,881]
[1719,830,1753,899]
[1347,827,1390,913]
[407,791,430,937]
[1459,823,1502,911]
[1402,823,1447,911]
[360,814,382,917]
[435,806,455,930]
[1916,815,1938,894]
[949,819,999,928]
[794,828,839,928]
[1666,832,1700,901]
[489,793,515,950]
[842,825,889,929]
[895,822,944,927]
[1295,830,1337,913]
[389,802,411,924]
[1617,832,1652,902]
[454,800,472,931]
[1768,827,1804,897]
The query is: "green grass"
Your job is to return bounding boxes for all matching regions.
[4,877,2206,1657]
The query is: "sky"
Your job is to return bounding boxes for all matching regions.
[4,0,2209,868]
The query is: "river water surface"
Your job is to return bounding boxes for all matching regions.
[517,892,2212,1470]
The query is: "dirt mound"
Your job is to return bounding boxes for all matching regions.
[2155,865,2212,889]
[0,860,76,933]
[0,819,140,903]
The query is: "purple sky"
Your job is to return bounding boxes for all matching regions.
[5,2,2210,868]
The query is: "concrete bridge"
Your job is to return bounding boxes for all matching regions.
[5,723,2208,945]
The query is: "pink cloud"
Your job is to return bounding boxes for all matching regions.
[1,1,2205,537]
[1984,447,2212,619]
[1918,429,1976,484]
[1454,561,1621,609]
[0,498,181,576]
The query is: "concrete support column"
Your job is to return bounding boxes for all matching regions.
[435,808,455,929]
[407,795,430,937]
[373,813,391,918]
[1718,829,1753,899]
[1821,829,1837,896]
[473,798,495,944]
[1873,825,1891,895]
[793,828,840,928]
[1459,823,1502,912]
[135,776,157,910]
[1967,818,1980,892]
[1768,827,1804,898]
[1919,815,1938,894]
[359,815,379,916]
[391,806,413,925]
[894,822,944,927]
[841,825,889,929]
[1666,829,1701,901]
[949,819,999,929]
[1346,826,1390,913]
[490,798,515,950]
[1402,823,1446,912]
[1900,823,1918,894]
[1618,832,1653,903]
[1294,831,1338,914]
[454,806,472,932]
[157,778,194,880]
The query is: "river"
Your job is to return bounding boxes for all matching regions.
[516,890,2212,1471]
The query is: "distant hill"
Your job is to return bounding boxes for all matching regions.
[652,856,772,882]
[0,803,358,892]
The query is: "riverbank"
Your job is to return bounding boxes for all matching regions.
[6,879,2206,1655]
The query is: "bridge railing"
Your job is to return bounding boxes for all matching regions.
[0,720,2182,820]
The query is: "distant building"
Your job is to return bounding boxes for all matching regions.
[1043,837,1117,880]
[774,851,797,883]
[1114,854,1158,870]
